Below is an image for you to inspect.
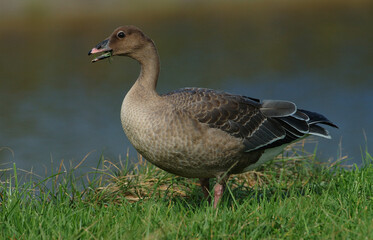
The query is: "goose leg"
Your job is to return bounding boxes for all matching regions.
[199,178,210,201]
[213,176,228,208]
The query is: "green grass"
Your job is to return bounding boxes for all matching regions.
[1,147,372,239]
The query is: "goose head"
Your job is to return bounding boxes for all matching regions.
[88,25,152,63]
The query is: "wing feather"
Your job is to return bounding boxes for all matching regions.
[162,88,337,152]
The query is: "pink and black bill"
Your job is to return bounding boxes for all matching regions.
[88,39,112,62]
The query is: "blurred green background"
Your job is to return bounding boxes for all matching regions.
[0,0,372,174]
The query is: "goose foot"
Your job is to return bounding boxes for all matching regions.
[213,177,228,208]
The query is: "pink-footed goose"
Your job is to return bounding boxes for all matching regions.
[88,26,337,208]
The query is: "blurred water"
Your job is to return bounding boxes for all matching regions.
[0,4,372,175]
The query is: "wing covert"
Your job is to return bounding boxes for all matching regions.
[162,88,287,152]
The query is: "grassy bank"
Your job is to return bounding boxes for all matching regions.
[1,148,372,239]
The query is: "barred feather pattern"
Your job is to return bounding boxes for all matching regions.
[162,88,337,153]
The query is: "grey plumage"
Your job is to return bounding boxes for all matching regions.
[163,88,337,153]
[260,100,296,117]
[89,25,338,208]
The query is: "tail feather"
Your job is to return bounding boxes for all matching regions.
[272,108,337,142]
[299,109,338,128]
[309,124,331,139]
[292,110,310,121]
[253,99,337,151]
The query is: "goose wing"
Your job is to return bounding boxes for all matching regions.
[163,88,337,152]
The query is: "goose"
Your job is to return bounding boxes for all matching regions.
[88,26,338,208]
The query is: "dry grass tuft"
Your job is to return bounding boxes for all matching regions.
[92,140,343,204]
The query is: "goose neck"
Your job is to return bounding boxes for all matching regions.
[133,43,160,92]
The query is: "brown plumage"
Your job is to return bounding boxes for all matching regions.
[88,26,338,208]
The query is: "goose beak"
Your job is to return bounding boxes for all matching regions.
[88,39,112,63]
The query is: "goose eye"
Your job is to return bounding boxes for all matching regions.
[117,31,125,39]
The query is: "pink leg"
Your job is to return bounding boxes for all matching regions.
[213,177,227,208]
[199,178,211,201]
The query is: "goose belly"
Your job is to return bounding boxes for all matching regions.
[120,103,246,178]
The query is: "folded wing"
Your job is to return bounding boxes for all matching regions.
[163,88,338,153]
